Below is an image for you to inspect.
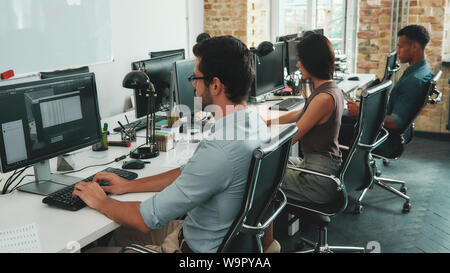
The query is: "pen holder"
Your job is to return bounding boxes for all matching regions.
[92,131,109,151]
[121,128,137,142]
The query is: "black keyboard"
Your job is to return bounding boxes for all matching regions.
[113,116,166,132]
[42,167,138,211]
[269,98,304,111]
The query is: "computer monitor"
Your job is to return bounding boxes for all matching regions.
[250,42,285,101]
[286,39,300,75]
[0,73,102,195]
[40,66,90,79]
[131,53,185,118]
[149,48,185,59]
[173,59,197,120]
[276,33,298,42]
[301,28,324,37]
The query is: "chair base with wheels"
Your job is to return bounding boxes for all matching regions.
[353,154,411,214]
[286,201,366,253]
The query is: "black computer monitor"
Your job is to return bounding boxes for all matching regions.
[131,53,185,118]
[301,28,324,37]
[173,59,197,118]
[40,66,90,79]
[0,73,102,195]
[250,42,285,101]
[276,33,298,42]
[286,39,300,75]
[149,49,185,59]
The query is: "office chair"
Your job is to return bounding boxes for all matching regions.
[373,70,443,166]
[357,70,443,215]
[120,125,298,253]
[284,81,392,253]
[381,50,401,82]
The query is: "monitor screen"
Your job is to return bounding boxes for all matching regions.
[286,40,300,75]
[276,33,298,42]
[131,53,185,118]
[0,73,102,173]
[173,58,196,114]
[251,42,285,99]
[150,49,185,59]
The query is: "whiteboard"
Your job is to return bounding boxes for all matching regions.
[0,0,113,77]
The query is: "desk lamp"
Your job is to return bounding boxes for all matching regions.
[251,41,275,64]
[122,70,159,159]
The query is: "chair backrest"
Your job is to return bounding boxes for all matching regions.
[391,70,442,151]
[40,66,90,79]
[341,81,391,192]
[382,50,401,82]
[217,125,298,253]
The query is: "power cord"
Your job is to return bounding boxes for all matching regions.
[62,154,128,176]
[1,166,31,194]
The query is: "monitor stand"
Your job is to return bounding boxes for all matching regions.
[16,160,81,196]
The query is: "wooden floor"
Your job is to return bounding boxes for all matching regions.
[280,135,450,253]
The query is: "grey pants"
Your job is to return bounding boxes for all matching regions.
[281,153,342,204]
[84,220,184,253]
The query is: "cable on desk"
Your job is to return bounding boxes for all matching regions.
[1,166,31,194]
[62,154,129,176]
[10,174,35,193]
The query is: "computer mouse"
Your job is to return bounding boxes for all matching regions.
[348,76,360,81]
[122,159,146,170]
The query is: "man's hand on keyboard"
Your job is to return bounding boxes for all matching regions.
[72,182,108,210]
[92,172,130,195]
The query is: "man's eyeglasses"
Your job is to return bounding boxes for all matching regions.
[188,75,209,85]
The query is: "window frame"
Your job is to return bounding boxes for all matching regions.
[270,0,358,73]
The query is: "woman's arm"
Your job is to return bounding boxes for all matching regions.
[267,109,303,126]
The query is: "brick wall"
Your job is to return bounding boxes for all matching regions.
[204,0,248,45]
[357,0,449,133]
[204,0,269,47]
[203,0,450,133]
[247,0,269,48]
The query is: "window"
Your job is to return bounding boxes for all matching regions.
[272,0,358,72]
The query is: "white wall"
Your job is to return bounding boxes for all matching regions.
[90,0,204,119]
[187,0,205,58]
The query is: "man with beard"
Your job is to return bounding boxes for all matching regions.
[72,36,270,253]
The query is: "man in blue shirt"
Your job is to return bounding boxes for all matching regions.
[72,36,270,253]
[340,25,433,157]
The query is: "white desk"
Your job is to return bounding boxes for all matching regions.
[0,112,198,253]
[337,73,376,94]
[0,73,375,253]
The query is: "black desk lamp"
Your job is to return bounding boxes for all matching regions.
[251,41,275,64]
[122,70,159,159]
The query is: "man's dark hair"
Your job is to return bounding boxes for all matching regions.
[398,25,430,50]
[196,32,211,44]
[296,33,335,80]
[193,35,255,103]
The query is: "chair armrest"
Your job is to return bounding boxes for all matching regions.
[339,144,349,151]
[357,127,389,151]
[387,62,401,73]
[428,88,442,104]
[287,165,343,190]
[241,189,287,235]
[120,244,159,253]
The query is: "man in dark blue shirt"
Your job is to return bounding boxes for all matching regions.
[340,25,433,157]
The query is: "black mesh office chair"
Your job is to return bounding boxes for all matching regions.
[284,81,392,253]
[121,125,298,253]
[373,70,443,165]
[356,70,443,215]
[366,50,401,89]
